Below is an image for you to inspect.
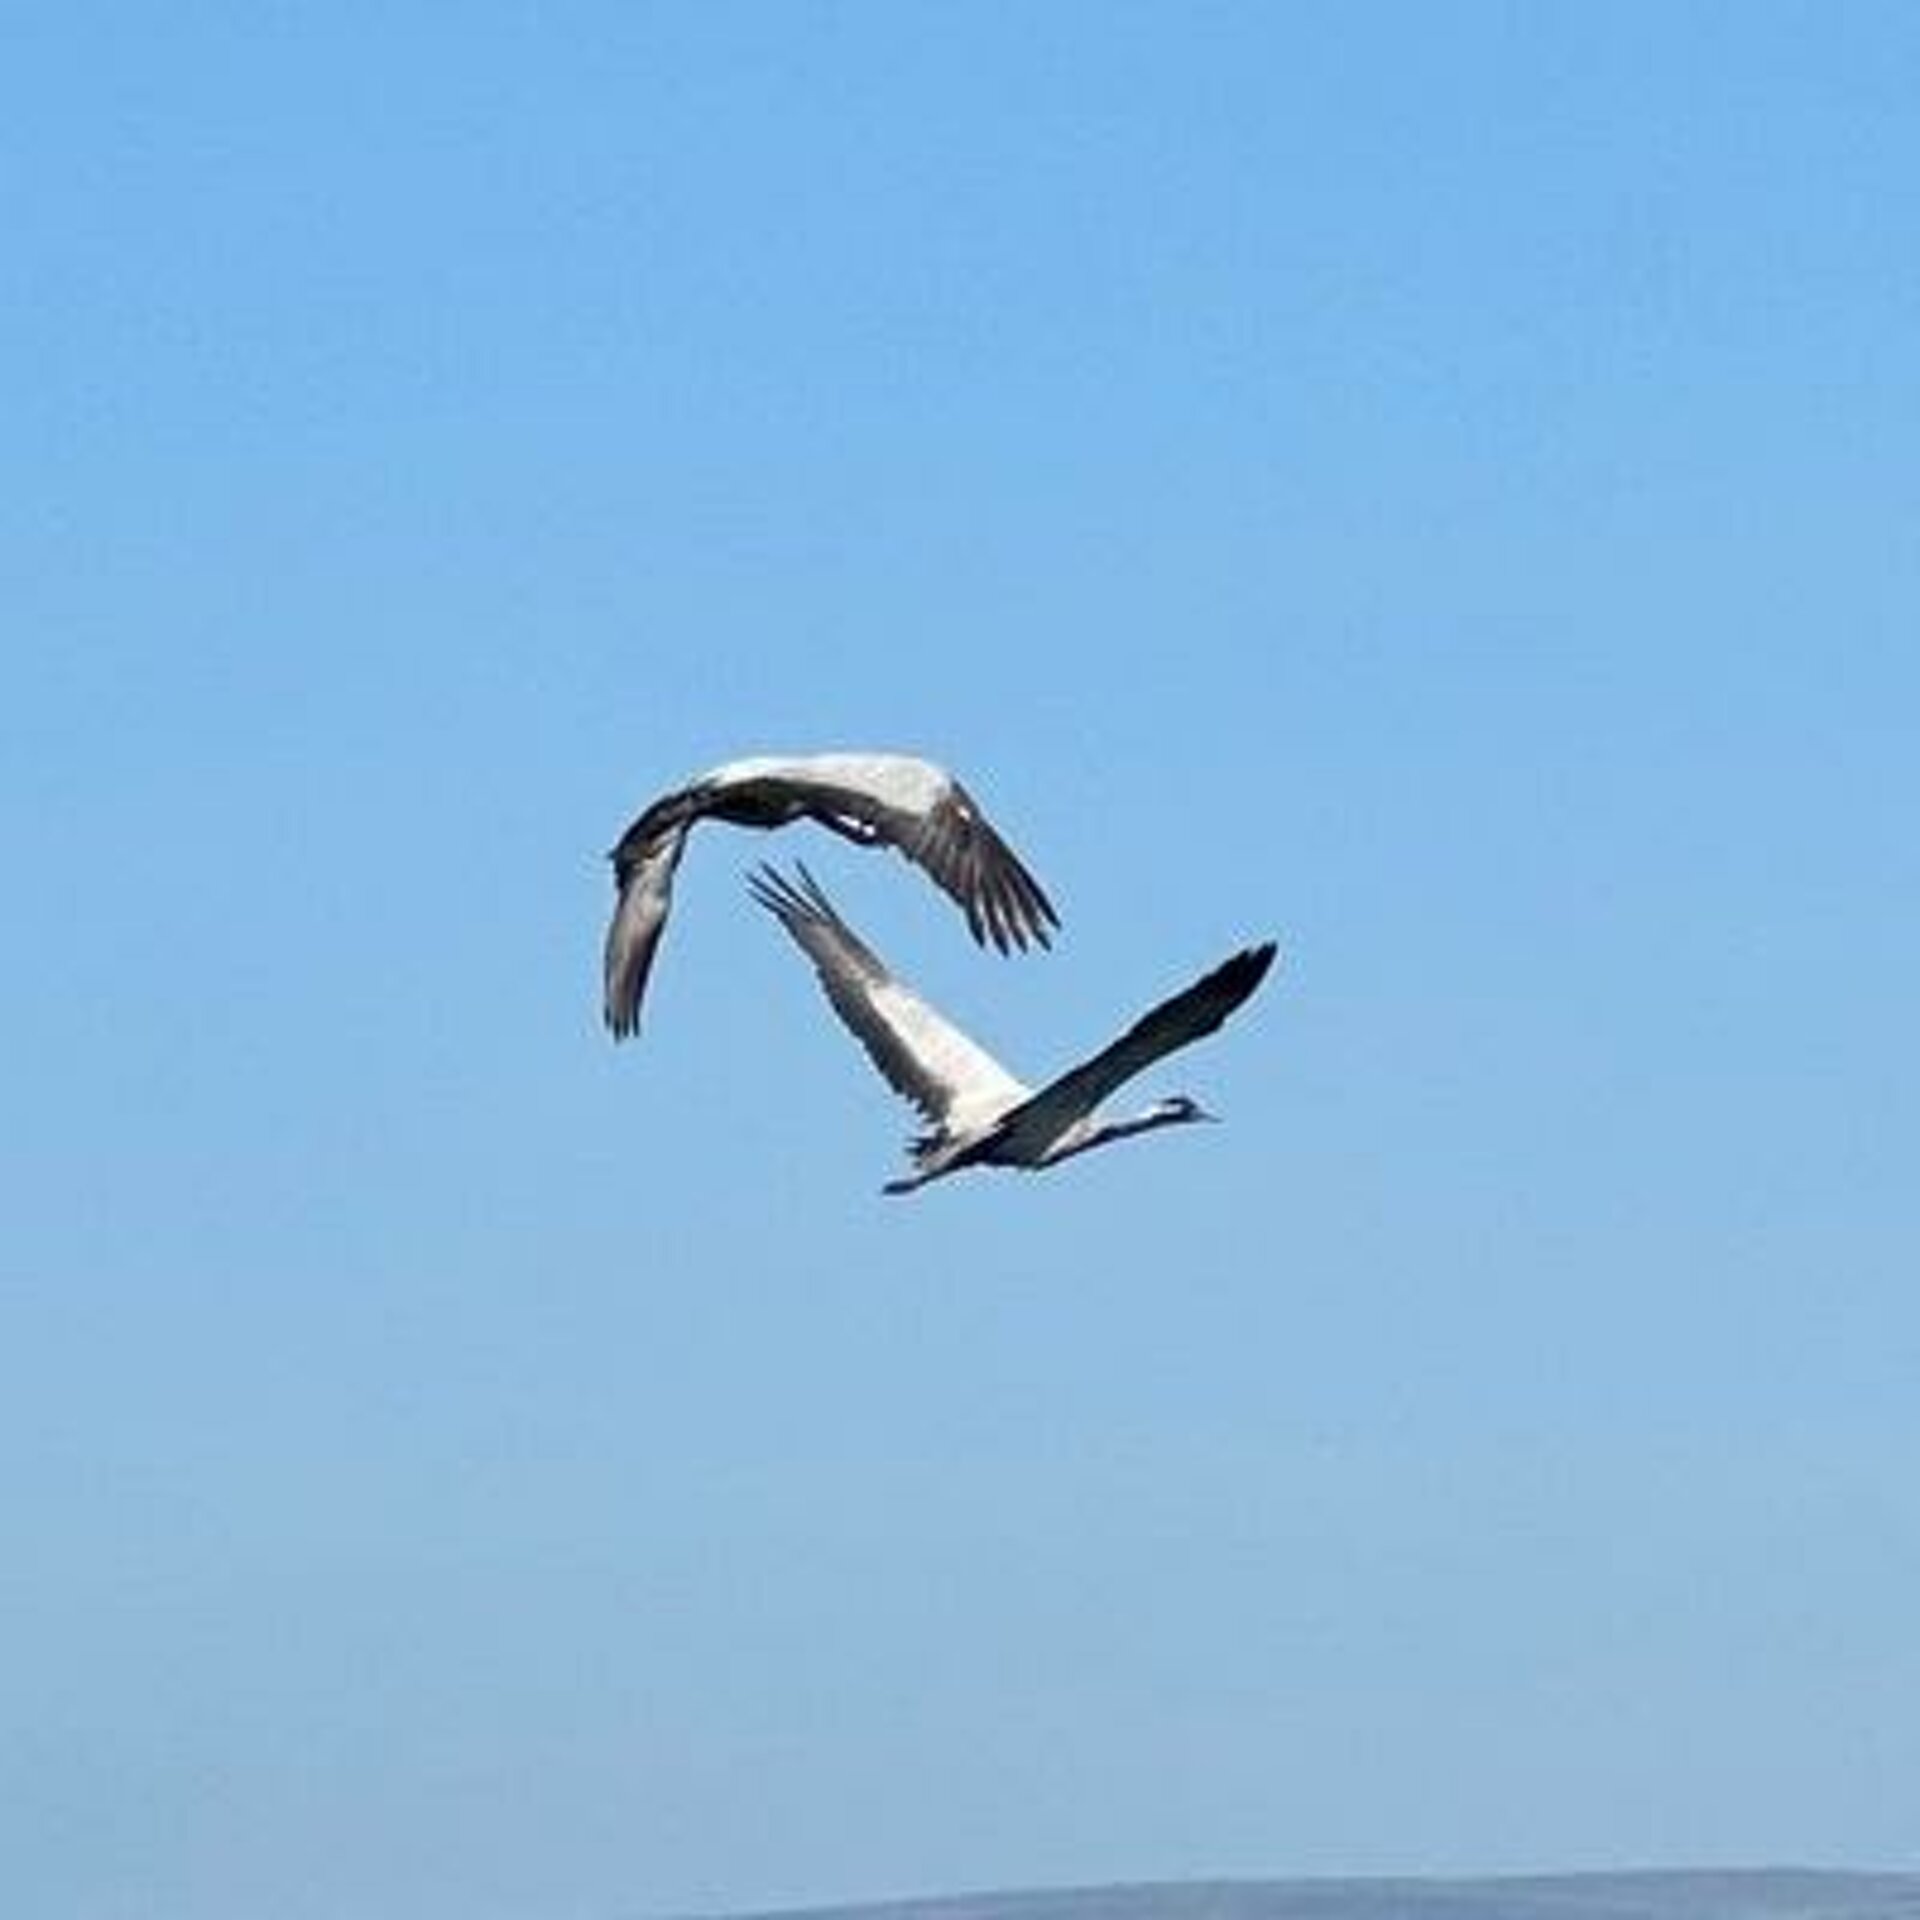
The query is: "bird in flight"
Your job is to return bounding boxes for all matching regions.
[748,862,1275,1194]
[603,751,1059,1039]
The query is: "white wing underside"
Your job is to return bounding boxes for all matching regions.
[747,865,1027,1135]
[862,974,1028,1131]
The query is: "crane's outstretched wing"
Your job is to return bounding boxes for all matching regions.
[714,753,1058,956]
[602,798,699,1038]
[603,752,1059,1042]
[998,942,1278,1146]
[747,862,1028,1128]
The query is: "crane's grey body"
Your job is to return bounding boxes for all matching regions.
[749,864,1275,1194]
[603,751,1057,1039]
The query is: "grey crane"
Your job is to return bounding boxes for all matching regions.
[603,751,1058,1039]
[748,863,1275,1194]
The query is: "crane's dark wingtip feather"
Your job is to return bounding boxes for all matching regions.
[1224,942,1279,995]
[793,857,830,902]
[1014,869,1062,940]
[747,859,849,937]
[746,861,804,919]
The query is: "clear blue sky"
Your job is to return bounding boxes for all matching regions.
[6,7,1917,1918]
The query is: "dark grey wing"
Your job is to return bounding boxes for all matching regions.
[1011,942,1277,1135]
[747,863,1026,1125]
[905,779,1061,954]
[602,798,698,1038]
[800,775,1059,955]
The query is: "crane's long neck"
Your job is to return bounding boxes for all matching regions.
[1046,1105,1195,1164]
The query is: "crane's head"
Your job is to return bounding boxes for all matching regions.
[1150,1093,1217,1126]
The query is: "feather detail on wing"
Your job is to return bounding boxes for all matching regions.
[878,777,1059,955]
[602,801,696,1038]
[735,756,1059,954]
[899,779,1060,955]
[747,862,1027,1128]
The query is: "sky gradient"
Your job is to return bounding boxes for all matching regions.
[6,8,1919,1919]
